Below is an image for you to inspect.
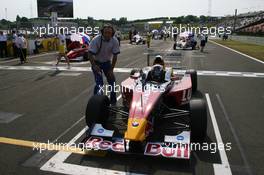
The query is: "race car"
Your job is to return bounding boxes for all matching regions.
[66,46,89,61]
[173,32,197,50]
[131,34,146,45]
[65,33,90,61]
[83,64,207,159]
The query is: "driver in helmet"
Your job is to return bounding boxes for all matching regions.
[153,55,165,68]
[148,55,165,83]
[150,55,178,82]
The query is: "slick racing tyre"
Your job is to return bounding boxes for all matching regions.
[85,95,110,127]
[186,69,197,93]
[189,98,207,141]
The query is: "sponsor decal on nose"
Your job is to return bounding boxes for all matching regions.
[176,135,184,141]
[97,128,104,133]
[132,121,139,127]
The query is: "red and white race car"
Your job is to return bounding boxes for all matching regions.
[83,65,207,159]
[66,46,89,61]
[66,34,90,61]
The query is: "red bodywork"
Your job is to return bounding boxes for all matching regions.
[66,41,89,60]
[67,47,88,60]
[121,72,192,140]
[121,74,192,109]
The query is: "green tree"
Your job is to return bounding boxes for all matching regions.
[183,15,199,23]
[87,16,94,26]
[174,16,184,24]
[199,15,207,23]
[21,17,29,23]
[0,19,9,25]
[16,15,21,22]
[118,17,127,25]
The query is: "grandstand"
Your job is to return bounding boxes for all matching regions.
[218,11,264,33]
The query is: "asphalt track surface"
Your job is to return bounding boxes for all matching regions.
[0,40,263,175]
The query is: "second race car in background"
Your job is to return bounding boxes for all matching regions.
[173,32,197,50]
[131,34,146,45]
[65,33,90,61]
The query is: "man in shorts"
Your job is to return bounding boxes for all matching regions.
[56,29,70,68]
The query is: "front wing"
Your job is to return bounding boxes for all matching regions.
[82,124,191,159]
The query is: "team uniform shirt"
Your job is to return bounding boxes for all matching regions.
[200,34,206,41]
[115,31,121,38]
[0,34,7,42]
[58,34,66,54]
[15,36,27,49]
[89,35,120,63]
[146,33,152,42]
[12,34,17,43]
[58,34,66,46]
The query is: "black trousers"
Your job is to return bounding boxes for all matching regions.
[117,37,121,46]
[0,41,8,58]
[12,43,18,58]
[18,48,27,62]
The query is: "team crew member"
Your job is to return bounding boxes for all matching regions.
[115,28,122,46]
[89,24,120,105]
[129,30,133,44]
[0,31,8,58]
[15,34,28,64]
[56,30,70,68]
[12,31,18,58]
[200,34,206,52]
[146,32,152,48]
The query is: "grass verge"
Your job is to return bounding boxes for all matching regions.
[210,39,264,62]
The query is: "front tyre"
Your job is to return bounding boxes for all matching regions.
[190,98,207,141]
[186,69,197,93]
[85,95,110,127]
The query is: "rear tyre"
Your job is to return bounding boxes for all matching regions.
[85,95,110,127]
[190,99,207,141]
[186,69,197,93]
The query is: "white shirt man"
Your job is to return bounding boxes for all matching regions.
[0,34,7,42]
[15,36,27,49]
[15,35,28,63]
[12,33,17,43]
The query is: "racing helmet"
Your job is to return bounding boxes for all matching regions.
[153,55,165,67]
[150,65,165,83]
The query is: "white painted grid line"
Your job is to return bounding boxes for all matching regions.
[0,65,264,78]
[40,95,143,175]
[205,93,232,175]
